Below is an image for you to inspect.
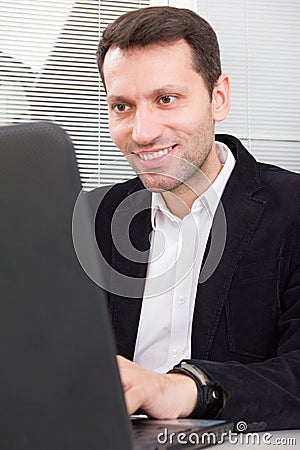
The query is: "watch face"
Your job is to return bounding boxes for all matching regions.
[205,385,224,416]
[212,388,220,400]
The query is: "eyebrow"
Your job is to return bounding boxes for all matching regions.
[150,84,189,97]
[106,95,128,104]
[107,84,189,103]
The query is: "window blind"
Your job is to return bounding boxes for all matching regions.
[0,0,149,188]
[196,0,300,172]
[2,0,299,184]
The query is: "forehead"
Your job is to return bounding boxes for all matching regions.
[102,40,203,94]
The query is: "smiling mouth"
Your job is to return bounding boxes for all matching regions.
[136,145,176,161]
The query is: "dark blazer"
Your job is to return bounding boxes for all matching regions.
[95,134,300,430]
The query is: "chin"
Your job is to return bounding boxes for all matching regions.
[139,173,182,193]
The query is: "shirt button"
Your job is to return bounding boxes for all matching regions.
[178,296,185,304]
[172,349,178,358]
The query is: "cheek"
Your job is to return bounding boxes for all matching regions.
[171,119,203,138]
[180,113,214,137]
[166,105,213,136]
[109,120,129,150]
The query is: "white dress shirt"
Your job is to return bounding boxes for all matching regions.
[133,142,235,373]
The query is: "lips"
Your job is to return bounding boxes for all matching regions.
[136,145,176,161]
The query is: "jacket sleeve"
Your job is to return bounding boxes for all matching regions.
[189,238,300,431]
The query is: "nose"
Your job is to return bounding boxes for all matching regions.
[131,107,163,146]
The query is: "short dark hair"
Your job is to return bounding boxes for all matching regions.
[96,6,221,97]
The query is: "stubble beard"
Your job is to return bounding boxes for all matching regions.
[126,129,214,195]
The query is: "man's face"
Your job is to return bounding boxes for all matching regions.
[103,39,227,193]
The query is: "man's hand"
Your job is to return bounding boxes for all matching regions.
[116,355,197,419]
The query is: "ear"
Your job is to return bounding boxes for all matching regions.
[211,74,230,123]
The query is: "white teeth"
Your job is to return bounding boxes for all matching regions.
[138,146,173,161]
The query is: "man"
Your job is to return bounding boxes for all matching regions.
[94,6,300,429]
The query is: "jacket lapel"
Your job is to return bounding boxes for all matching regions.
[192,135,267,359]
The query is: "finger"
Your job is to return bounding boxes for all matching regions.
[116,355,139,392]
[116,354,128,368]
[123,384,145,415]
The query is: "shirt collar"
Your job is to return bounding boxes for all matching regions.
[199,141,235,217]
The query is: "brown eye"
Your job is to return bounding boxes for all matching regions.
[113,103,130,112]
[159,95,176,105]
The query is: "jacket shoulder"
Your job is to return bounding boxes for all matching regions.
[258,161,300,196]
[89,177,144,213]
[97,177,144,200]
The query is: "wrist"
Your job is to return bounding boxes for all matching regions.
[165,372,198,418]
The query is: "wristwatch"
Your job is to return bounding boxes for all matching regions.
[168,361,224,419]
